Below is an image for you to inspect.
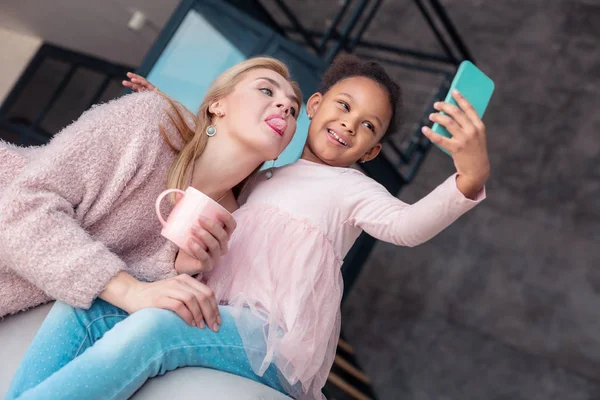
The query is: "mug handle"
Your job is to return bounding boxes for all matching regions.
[155,189,186,227]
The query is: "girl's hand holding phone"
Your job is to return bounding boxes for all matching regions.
[421,89,490,200]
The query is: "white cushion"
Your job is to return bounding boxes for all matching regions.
[0,303,291,399]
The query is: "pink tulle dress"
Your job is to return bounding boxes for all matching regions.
[204,159,484,399]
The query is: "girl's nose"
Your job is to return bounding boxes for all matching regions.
[340,121,354,135]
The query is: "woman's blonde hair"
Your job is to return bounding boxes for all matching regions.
[159,57,302,197]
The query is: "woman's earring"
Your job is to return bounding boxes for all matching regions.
[265,157,278,179]
[206,111,222,137]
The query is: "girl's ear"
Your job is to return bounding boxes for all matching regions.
[359,143,383,163]
[306,92,323,120]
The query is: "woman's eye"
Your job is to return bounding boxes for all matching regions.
[260,88,273,96]
[338,101,349,111]
[363,121,375,132]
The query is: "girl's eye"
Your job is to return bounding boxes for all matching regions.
[260,88,273,96]
[338,101,349,111]
[363,121,375,132]
[290,107,297,117]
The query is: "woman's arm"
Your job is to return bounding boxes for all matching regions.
[175,250,203,276]
[0,92,162,309]
[0,92,222,328]
[100,271,221,330]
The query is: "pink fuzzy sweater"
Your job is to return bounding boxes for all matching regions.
[0,91,182,317]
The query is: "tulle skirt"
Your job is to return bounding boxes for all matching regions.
[204,204,344,399]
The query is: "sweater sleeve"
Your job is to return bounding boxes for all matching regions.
[342,171,486,247]
[0,91,171,308]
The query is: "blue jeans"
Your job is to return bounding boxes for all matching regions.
[6,300,285,400]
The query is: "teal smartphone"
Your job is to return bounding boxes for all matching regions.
[431,60,495,156]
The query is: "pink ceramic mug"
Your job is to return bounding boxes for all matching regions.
[155,186,231,254]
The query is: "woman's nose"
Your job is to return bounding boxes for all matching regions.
[276,101,291,116]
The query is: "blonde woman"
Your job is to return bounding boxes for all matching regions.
[3,58,301,399]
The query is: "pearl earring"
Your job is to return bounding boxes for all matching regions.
[206,111,222,137]
[265,157,278,179]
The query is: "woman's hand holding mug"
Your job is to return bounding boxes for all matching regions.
[106,187,235,332]
[180,213,236,274]
[156,187,236,275]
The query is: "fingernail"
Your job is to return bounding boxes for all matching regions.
[421,126,428,133]
[453,89,460,95]
[213,323,219,332]
[429,113,435,120]
[217,315,222,325]
[433,102,440,108]
[199,321,206,329]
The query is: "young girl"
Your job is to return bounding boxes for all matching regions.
[200,55,488,399]
[9,56,488,400]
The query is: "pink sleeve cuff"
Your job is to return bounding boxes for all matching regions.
[448,173,487,204]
